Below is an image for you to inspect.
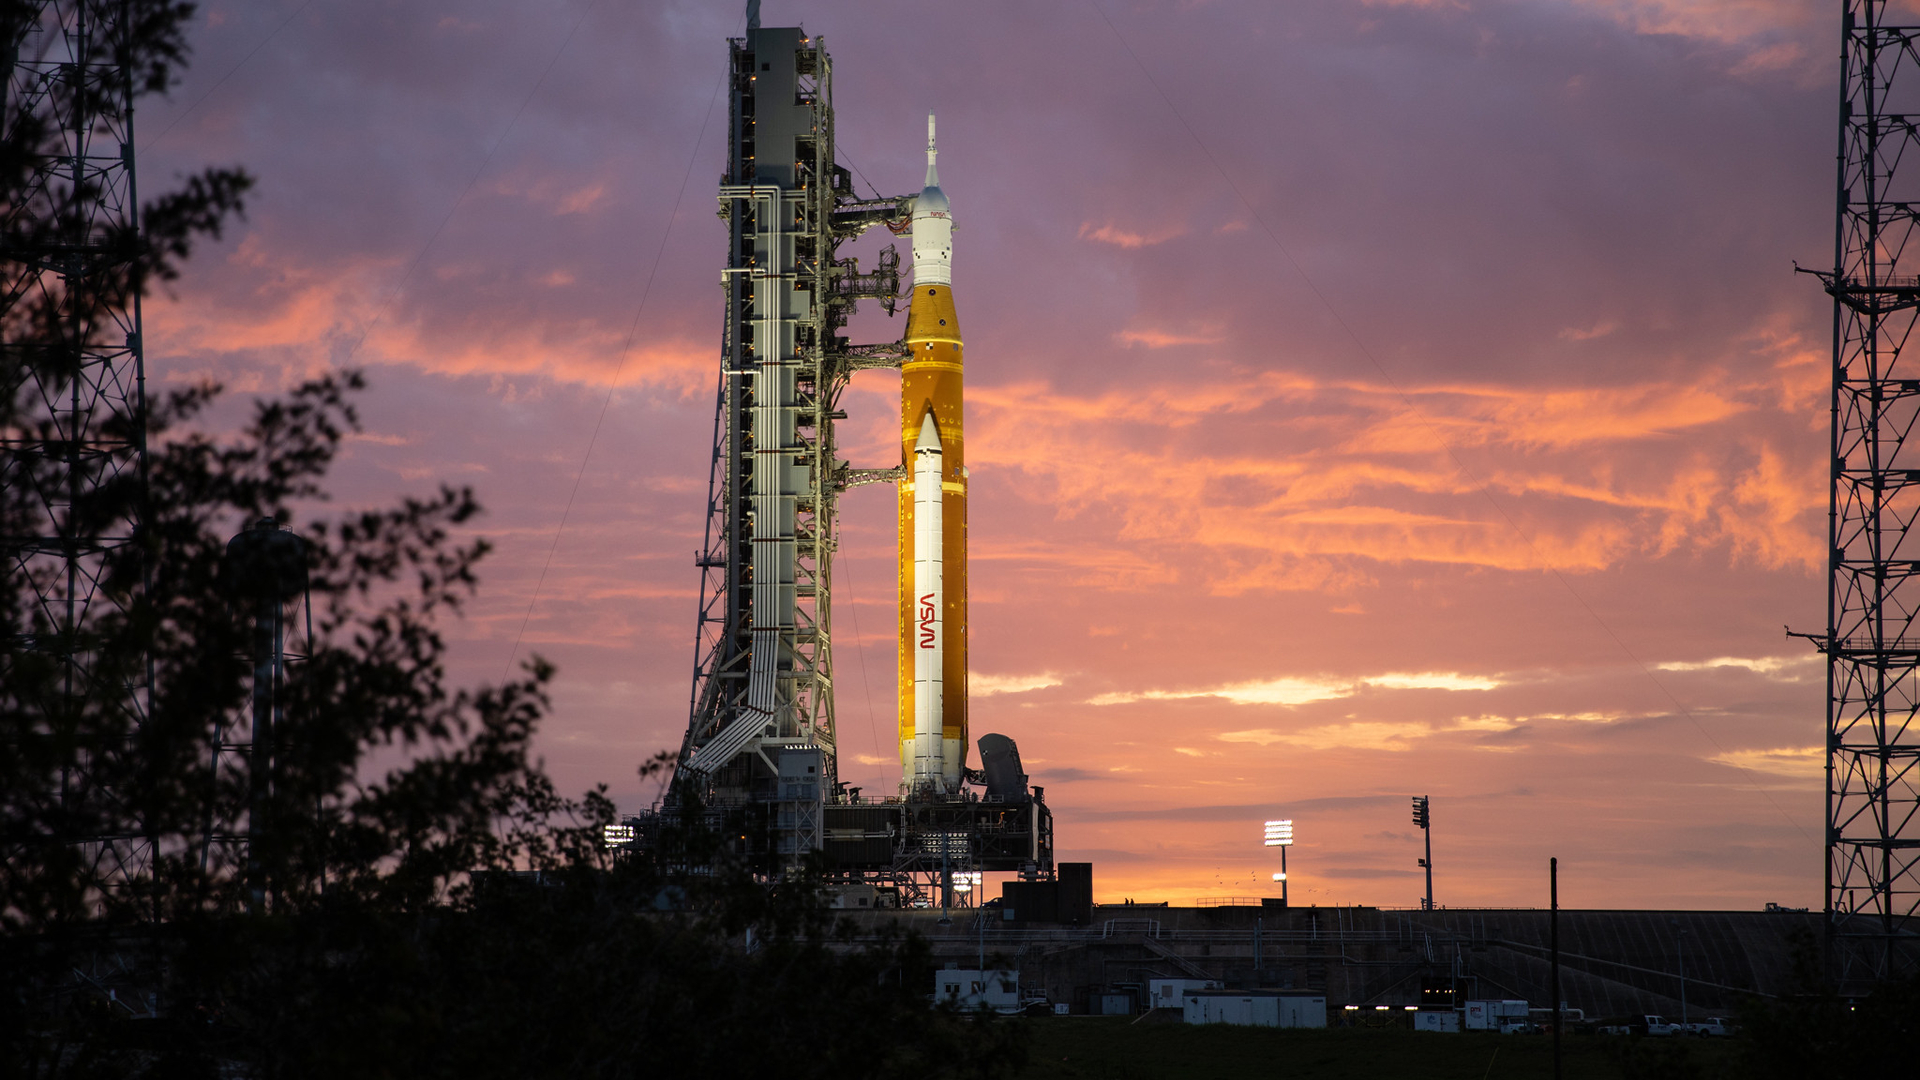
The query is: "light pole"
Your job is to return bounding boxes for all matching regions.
[1672,922,1688,1027]
[1412,796,1433,910]
[937,836,952,927]
[1551,857,1561,1080]
[1264,819,1294,906]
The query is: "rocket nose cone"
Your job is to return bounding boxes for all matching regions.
[914,184,950,215]
[915,412,942,450]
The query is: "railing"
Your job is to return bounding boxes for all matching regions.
[1831,635,1920,654]
[1193,896,1267,908]
[1839,274,1920,290]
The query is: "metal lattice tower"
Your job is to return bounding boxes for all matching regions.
[678,21,904,851]
[0,2,152,895]
[1816,0,1920,982]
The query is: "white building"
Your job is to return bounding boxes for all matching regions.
[1147,978,1221,1009]
[1182,991,1327,1028]
[933,969,1019,1013]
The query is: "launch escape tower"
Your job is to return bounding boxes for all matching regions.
[669,18,1053,900]
[1809,0,1920,982]
[1,1,154,903]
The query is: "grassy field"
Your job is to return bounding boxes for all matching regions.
[1014,1018,1742,1080]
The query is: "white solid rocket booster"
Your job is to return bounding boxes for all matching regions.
[911,411,945,786]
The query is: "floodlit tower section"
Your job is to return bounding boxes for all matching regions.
[680,19,906,863]
[899,114,967,795]
[1812,0,1920,983]
[0,1,154,900]
[683,23,836,808]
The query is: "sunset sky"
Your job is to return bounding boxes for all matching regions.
[141,0,1858,908]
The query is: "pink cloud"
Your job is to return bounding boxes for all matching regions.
[1078,220,1186,249]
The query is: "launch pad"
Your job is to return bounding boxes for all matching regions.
[640,13,1055,902]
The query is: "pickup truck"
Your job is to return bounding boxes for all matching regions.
[1678,1018,1730,1037]
[1608,1015,1679,1036]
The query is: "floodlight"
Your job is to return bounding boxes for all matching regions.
[1265,820,1295,905]
[1404,1006,1418,1011]
[1344,1005,1360,1011]
[1374,1005,1389,1011]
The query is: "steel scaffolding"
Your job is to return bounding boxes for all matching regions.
[1813,0,1920,983]
[676,21,904,859]
[1,1,153,902]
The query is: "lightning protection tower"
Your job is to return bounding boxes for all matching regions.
[677,16,907,869]
[1812,0,1920,984]
[1,2,154,905]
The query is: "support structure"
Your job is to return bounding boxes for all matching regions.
[1413,795,1433,911]
[1,1,152,902]
[677,20,903,862]
[655,14,1053,896]
[1812,0,1920,983]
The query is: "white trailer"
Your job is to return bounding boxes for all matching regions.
[934,969,1020,1014]
[1182,992,1327,1028]
[1463,1000,1530,1032]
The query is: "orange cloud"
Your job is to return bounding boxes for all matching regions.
[149,236,708,396]
[972,672,1065,696]
[1565,0,1821,47]
[1340,380,1747,453]
[1078,221,1186,249]
[1115,326,1225,348]
[1709,746,1823,778]
[962,348,1822,587]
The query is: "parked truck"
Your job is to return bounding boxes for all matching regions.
[1598,1015,1681,1036]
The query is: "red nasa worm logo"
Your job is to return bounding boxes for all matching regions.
[918,592,937,649]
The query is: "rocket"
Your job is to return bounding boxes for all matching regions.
[900,114,967,795]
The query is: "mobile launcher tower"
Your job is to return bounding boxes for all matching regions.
[665,15,1053,906]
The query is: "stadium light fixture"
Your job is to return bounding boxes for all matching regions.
[1263,819,1294,905]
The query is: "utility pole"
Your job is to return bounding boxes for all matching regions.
[1551,858,1561,1080]
[977,905,985,972]
[939,838,952,926]
[1412,796,1433,910]
[1673,922,1688,1026]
